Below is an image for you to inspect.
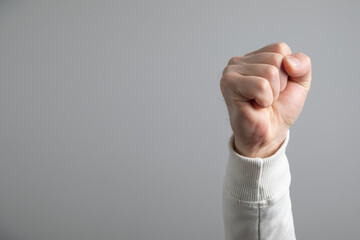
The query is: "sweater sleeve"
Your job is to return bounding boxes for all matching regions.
[222,130,296,240]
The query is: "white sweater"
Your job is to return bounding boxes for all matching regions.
[223,130,296,240]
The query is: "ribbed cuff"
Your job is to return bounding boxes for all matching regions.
[224,130,291,202]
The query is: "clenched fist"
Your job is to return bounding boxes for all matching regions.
[220,42,312,158]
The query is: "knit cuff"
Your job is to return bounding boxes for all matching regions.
[224,130,291,202]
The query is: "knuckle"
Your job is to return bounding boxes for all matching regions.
[222,65,232,76]
[270,53,284,65]
[256,78,270,93]
[228,56,242,65]
[274,42,291,55]
[299,52,312,64]
[264,65,279,79]
[220,72,237,86]
[307,55,312,64]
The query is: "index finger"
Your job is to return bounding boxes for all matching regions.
[245,42,292,57]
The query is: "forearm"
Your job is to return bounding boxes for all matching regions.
[222,130,296,240]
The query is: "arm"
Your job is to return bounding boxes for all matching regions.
[223,131,295,239]
[220,42,312,240]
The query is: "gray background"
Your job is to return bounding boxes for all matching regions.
[0,0,359,239]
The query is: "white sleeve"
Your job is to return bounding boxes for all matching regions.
[222,130,296,240]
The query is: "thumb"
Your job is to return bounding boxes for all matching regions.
[283,53,312,91]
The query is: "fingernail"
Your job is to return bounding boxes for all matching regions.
[286,56,300,67]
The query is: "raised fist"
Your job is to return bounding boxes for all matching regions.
[220,42,312,158]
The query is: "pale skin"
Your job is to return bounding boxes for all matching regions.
[220,42,312,158]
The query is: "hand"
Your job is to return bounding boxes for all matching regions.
[220,42,312,158]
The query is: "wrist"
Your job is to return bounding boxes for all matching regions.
[225,129,291,202]
[233,131,288,158]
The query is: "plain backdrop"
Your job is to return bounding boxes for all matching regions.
[0,1,359,239]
